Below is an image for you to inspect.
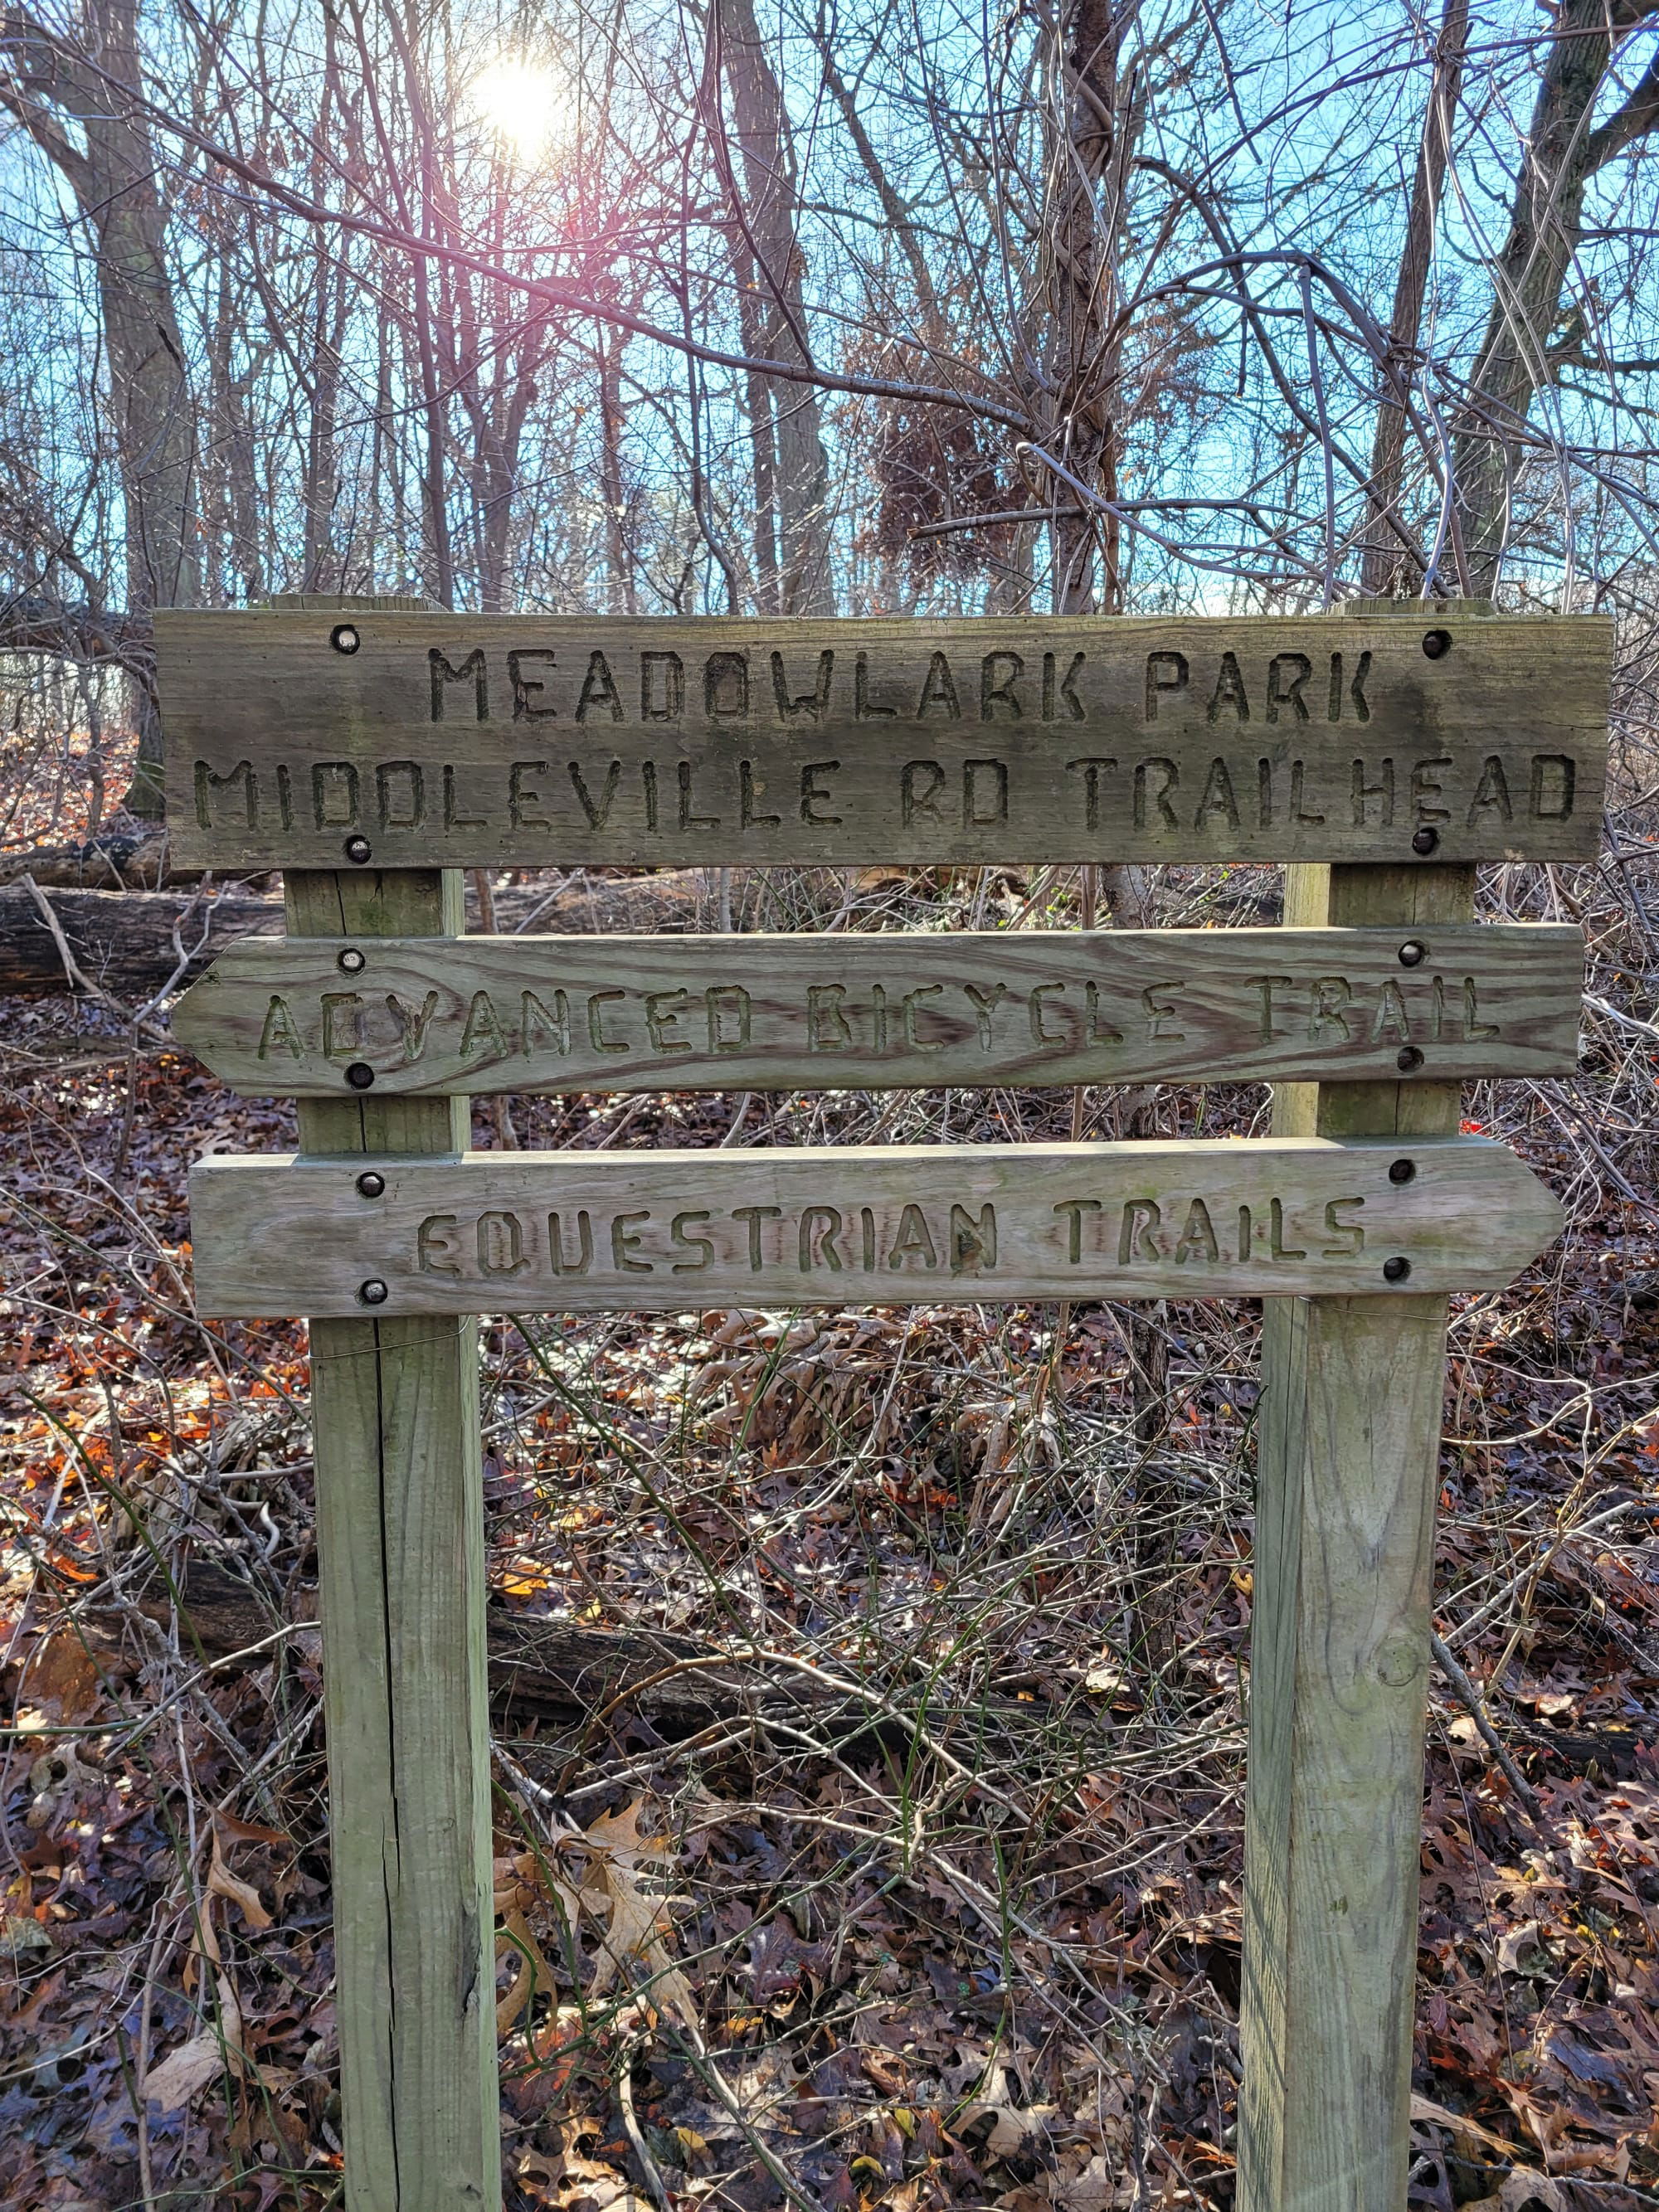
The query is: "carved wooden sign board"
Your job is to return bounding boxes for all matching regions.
[190,1138,1564,1317]
[173,922,1584,1096]
[158,610,1609,869]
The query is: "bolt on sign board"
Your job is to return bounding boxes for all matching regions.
[188,1138,1564,1319]
[158,610,1609,871]
[173,922,1584,1096]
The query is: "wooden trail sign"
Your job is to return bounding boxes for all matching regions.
[189,1136,1563,1318]
[157,609,1608,870]
[173,921,1584,1096]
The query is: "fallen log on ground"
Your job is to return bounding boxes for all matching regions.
[119,1557,877,1742]
[0,869,720,1002]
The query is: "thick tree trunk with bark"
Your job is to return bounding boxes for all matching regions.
[2,0,202,815]
[1361,0,1467,599]
[717,0,834,615]
[1451,0,1659,593]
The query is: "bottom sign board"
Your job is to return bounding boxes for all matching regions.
[190,1138,1562,1316]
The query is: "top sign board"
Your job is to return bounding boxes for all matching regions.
[158,611,1609,872]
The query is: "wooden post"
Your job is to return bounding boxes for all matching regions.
[1238,606,1481,2212]
[277,596,499,2212]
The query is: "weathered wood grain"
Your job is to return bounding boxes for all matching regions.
[1239,785,1481,2194]
[282,668,499,2202]
[157,609,1608,868]
[171,920,1582,1095]
[187,1135,1561,1316]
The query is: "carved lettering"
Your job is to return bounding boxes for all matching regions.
[854,650,898,719]
[678,761,719,830]
[800,761,842,825]
[1267,654,1311,723]
[311,761,360,829]
[1174,1198,1219,1264]
[1412,756,1452,824]
[195,757,257,830]
[1119,1199,1161,1264]
[1134,757,1180,829]
[740,761,781,829]
[949,1203,996,1271]
[376,761,425,829]
[1351,757,1394,826]
[671,1211,715,1272]
[917,652,961,719]
[1467,754,1513,824]
[460,989,508,1061]
[641,651,684,722]
[1206,653,1250,722]
[733,1204,782,1269]
[567,759,620,828]
[587,990,628,1055]
[508,761,551,829]
[321,991,366,1061]
[430,648,488,722]
[887,1203,938,1270]
[964,981,1008,1049]
[1146,651,1188,720]
[521,989,571,1057]
[1141,984,1186,1041]
[508,650,557,721]
[257,994,304,1060]
[418,1214,464,1275]
[388,989,442,1062]
[1321,1198,1365,1257]
[575,652,624,722]
[771,649,834,722]
[1053,1198,1102,1263]
[547,1209,594,1275]
[902,760,947,824]
[1530,754,1574,819]
[980,651,1024,719]
[964,758,1009,828]
[1067,756,1117,829]
[800,1205,844,1271]
[478,1210,527,1276]
[611,1210,653,1273]
[644,989,693,1054]
[704,652,749,721]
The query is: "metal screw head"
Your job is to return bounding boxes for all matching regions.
[1411,825,1440,856]
[1396,1045,1424,1073]
[337,946,366,975]
[1398,939,1428,967]
[1389,1158,1416,1185]
[330,623,361,655]
[356,1171,386,1198]
[1422,628,1452,660]
[358,1277,390,1305]
[1382,1257,1412,1284]
[345,1061,376,1091]
[344,834,372,865]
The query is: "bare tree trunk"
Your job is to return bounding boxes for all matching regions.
[1451,0,1659,593]
[1361,0,1467,599]
[1019,0,1142,622]
[716,0,834,615]
[2,0,202,815]
[728,225,781,611]
[598,328,639,614]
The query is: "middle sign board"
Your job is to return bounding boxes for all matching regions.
[173,923,1583,1095]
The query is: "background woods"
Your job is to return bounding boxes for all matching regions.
[2,2,1659,2211]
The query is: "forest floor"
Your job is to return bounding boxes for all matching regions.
[1,844,1657,2212]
